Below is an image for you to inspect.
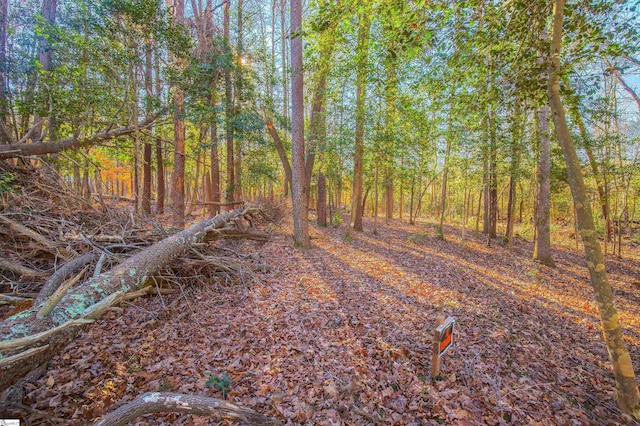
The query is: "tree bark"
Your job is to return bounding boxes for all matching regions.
[33,0,57,142]
[92,392,280,426]
[224,0,234,203]
[0,209,250,393]
[317,172,327,227]
[290,0,308,247]
[265,119,292,195]
[505,99,522,247]
[0,0,7,125]
[533,105,554,266]
[155,45,165,214]
[566,81,611,242]
[348,10,370,235]
[171,0,186,227]
[548,0,640,418]
[142,42,154,216]
[233,0,243,202]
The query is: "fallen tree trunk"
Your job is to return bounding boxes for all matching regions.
[92,392,281,426]
[0,208,250,392]
[0,115,157,160]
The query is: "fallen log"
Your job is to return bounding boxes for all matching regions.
[0,208,253,392]
[92,392,281,426]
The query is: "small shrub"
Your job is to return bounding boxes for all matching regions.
[206,372,232,398]
[0,172,16,193]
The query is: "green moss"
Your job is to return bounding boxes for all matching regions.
[9,323,31,337]
[8,310,32,320]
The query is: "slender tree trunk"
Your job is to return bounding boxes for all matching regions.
[566,84,611,243]
[317,172,327,227]
[155,46,165,214]
[383,49,397,223]
[171,0,186,227]
[141,43,153,215]
[488,104,498,241]
[0,0,7,126]
[548,0,640,418]
[224,0,234,203]
[233,0,243,202]
[266,119,292,194]
[280,0,288,127]
[373,162,379,234]
[439,91,455,239]
[505,99,522,246]
[290,0,308,246]
[210,107,221,215]
[33,0,57,142]
[305,72,328,208]
[533,105,554,266]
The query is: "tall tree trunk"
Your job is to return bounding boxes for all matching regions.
[233,0,243,202]
[210,102,221,215]
[290,0,308,246]
[280,0,288,127]
[141,43,153,216]
[505,99,522,246]
[305,72,328,209]
[488,104,498,240]
[155,45,165,214]
[171,0,186,227]
[533,105,554,266]
[348,11,370,235]
[305,18,336,210]
[548,0,640,418]
[33,0,57,142]
[566,82,611,243]
[439,88,456,239]
[224,0,234,202]
[0,0,7,126]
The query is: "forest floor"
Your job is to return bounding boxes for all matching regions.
[18,212,640,425]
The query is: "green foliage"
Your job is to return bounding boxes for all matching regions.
[206,372,232,398]
[0,172,17,194]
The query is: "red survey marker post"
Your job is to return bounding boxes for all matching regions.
[431,316,456,378]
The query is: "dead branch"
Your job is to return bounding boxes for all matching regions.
[0,115,158,160]
[0,294,33,305]
[0,258,46,278]
[91,392,281,426]
[62,233,126,243]
[122,286,175,301]
[204,228,269,242]
[0,215,78,260]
